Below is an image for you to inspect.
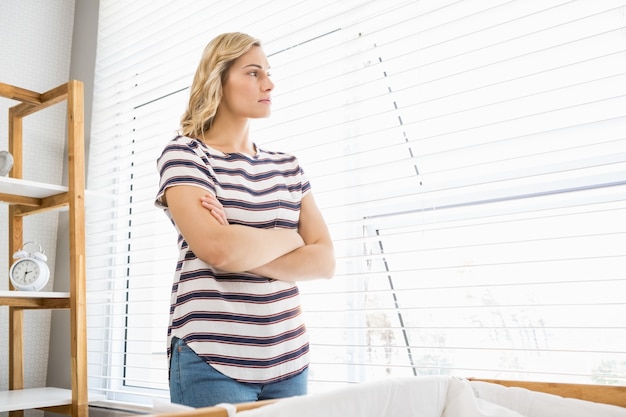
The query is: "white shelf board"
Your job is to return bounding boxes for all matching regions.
[0,388,105,412]
[0,176,67,198]
[0,387,71,412]
[0,176,115,207]
[0,290,70,298]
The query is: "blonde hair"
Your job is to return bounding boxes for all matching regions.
[180,32,261,138]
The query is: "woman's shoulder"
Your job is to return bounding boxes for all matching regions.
[256,146,299,163]
[166,134,199,147]
[157,135,207,166]
[160,135,205,154]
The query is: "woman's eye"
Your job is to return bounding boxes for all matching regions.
[249,71,258,76]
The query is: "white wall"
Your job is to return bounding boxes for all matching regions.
[47,0,99,398]
[0,1,96,416]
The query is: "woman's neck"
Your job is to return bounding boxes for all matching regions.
[200,117,255,155]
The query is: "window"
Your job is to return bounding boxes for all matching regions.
[87,0,626,405]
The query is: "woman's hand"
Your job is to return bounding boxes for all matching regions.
[200,193,229,225]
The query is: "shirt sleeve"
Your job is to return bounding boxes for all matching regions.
[297,161,311,197]
[155,137,216,209]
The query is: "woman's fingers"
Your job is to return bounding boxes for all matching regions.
[200,194,229,225]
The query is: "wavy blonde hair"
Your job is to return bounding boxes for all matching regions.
[180,32,261,138]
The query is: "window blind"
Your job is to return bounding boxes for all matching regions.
[87,0,626,405]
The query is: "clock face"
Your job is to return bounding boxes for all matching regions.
[12,259,41,285]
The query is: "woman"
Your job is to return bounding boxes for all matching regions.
[155,32,335,407]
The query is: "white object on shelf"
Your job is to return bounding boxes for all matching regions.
[0,150,13,176]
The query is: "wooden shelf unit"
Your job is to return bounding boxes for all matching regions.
[0,80,88,417]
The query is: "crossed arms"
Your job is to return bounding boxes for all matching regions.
[164,185,335,282]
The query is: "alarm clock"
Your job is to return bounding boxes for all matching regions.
[9,241,50,291]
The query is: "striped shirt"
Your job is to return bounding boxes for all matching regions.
[155,135,310,383]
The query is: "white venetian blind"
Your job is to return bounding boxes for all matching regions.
[87,0,626,405]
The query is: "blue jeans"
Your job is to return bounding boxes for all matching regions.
[169,337,308,407]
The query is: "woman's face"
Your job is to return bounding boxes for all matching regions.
[219,46,274,120]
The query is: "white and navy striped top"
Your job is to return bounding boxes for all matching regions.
[155,135,311,383]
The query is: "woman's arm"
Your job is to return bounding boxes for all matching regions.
[165,185,304,272]
[201,191,335,282]
[252,192,335,281]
